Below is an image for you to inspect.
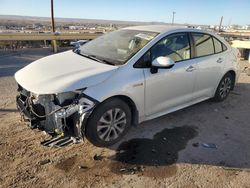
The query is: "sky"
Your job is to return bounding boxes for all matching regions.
[0,0,249,25]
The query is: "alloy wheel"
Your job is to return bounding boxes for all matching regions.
[97,108,127,142]
[219,77,232,99]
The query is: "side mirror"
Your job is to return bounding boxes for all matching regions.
[150,56,175,74]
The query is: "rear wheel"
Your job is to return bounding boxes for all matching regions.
[213,73,233,102]
[85,98,131,147]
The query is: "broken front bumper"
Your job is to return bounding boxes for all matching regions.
[16,85,97,138]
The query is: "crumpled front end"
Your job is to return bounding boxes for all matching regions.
[16,84,97,140]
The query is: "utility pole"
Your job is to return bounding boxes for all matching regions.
[51,0,57,53]
[228,18,232,27]
[172,12,176,25]
[219,16,223,32]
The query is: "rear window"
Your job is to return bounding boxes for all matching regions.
[193,33,214,57]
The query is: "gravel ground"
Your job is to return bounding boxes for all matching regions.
[0,49,250,188]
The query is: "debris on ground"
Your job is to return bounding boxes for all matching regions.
[119,165,145,174]
[192,143,199,147]
[78,165,89,170]
[39,159,51,165]
[93,154,104,161]
[202,143,217,149]
[151,149,156,153]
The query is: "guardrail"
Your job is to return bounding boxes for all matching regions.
[219,32,250,38]
[0,33,101,41]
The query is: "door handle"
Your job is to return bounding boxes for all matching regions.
[186,65,196,72]
[132,82,143,87]
[217,58,223,63]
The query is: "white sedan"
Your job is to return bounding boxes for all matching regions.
[15,25,240,147]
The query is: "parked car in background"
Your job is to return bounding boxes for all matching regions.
[15,25,240,147]
[70,40,89,49]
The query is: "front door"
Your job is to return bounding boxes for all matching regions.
[144,32,197,116]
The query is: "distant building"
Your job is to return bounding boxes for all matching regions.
[69,26,85,30]
[241,25,250,30]
[0,26,6,30]
[209,25,215,29]
[232,40,250,62]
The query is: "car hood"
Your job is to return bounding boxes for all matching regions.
[15,50,118,94]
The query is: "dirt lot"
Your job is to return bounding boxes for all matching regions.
[0,49,250,188]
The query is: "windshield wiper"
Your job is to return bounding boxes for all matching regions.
[80,52,115,65]
[87,54,116,66]
[95,57,115,66]
[82,53,103,63]
[74,49,115,65]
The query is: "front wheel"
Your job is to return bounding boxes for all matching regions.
[85,98,131,147]
[213,73,233,102]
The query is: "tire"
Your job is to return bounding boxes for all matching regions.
[85,98,132,147]
[213,73,234,102]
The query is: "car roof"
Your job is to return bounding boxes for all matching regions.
[123,25,227,43]
[123,25,202,34]
[123,25,231,49]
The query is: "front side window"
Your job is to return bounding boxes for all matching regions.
[193,33,214,57]
[79,29,158,65]
[151,33,191,62]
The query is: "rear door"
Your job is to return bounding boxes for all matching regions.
[191,33,226,100]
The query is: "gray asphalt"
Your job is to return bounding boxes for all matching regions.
[0,49,55,108]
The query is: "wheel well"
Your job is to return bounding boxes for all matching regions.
[226,70,236,90]
[104,95,139,126]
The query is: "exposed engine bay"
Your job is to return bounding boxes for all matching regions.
[16,85,97,144]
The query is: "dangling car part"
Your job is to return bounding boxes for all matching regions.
[16,84,98,145]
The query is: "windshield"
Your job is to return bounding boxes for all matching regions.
[79,29,158,65]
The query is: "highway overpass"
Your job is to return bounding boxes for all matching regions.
[0,33,100,41]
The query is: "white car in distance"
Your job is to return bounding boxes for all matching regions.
[70,39,89,49]
[15,25,240,147]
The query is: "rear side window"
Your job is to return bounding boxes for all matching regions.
[193,33,214,57]
[222,43,227,51]
[213,37,223,53]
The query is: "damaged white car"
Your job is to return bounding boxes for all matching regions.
[15,25,240,147]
